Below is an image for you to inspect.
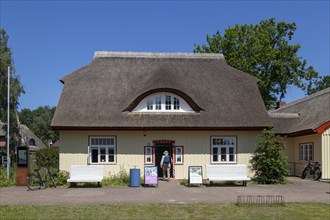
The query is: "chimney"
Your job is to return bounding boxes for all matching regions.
[276,101,286,109]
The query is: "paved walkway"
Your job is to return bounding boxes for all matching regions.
[0,177,329,205]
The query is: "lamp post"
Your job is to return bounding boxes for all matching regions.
[7,66,10,179]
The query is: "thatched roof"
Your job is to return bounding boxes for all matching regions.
[269,87,330,135]
[0,121,47,150]
[52,52,272,130]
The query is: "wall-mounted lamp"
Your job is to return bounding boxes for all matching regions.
[143,131,147,136]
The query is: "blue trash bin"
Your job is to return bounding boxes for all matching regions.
[129,168,140,187]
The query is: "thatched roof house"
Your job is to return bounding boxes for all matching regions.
[52,52,271,130]
[52,51,276,179]
[269,88,330,179]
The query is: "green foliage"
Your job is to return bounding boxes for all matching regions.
[307,75,330,95]
[194,18,319,108]
[0,166,16,187]
[0,28,25,153]
[19,106,59,145]
[250,129,288,184]
[54,170,69,186]
[102,166,130,186]
[35,148,59,169]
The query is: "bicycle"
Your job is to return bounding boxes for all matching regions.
[301,161,322,180]
[26,167,57,190]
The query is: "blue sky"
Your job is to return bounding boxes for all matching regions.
[1,0,329,110]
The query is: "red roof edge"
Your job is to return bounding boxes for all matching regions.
[315,121,330,134]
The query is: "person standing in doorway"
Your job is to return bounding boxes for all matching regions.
[160,151,172,181]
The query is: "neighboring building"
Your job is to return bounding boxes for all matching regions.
[51,51,273,179]
[269,88,330,179]
[0,121,47,166]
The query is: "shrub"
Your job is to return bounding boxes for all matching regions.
[250,129,288,184]
[54,170,70,186]
[0,166,16,187]
[35,148,59,169]
[103,166,130,186]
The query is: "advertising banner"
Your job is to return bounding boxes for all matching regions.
[188,166,203,186]
[144,166,158,185]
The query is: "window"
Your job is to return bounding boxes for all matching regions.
[132,92,194,113]
[165,95,171,110]
[300,143,313,161]
[147,99,153,110]
[175,146,183,164]
[144,146,153,164]
[173,97,180,110]
[211,136,236,163]
[155,97,161,110]
[88,136,116,164]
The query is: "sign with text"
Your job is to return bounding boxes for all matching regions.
[188,166,203,185]
[144,166,158,185]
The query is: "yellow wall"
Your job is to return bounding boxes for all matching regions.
[322,127,330,179]
[285,134,322,177]
[59,130,260,179]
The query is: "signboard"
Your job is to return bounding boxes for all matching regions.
[17,146,28,167]
[144,166,158,186]
[188,166,203,186]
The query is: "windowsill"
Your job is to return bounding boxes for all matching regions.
[89,163,116,165]
[175,163,183,165]
[211,162,237,164]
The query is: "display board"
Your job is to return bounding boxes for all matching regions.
[144,166,158,186]
[188,166,203,186]
[17,146,28,167]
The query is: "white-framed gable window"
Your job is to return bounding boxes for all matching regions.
[211,136,236,163]
[133,92,194,113]
[88,136,116,164]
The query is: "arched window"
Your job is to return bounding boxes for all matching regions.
[132,92,195,113]
[28,139,36,146]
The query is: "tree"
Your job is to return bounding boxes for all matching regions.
[250,129,288,184]
[19,106,59,145]
[0,29,25,152]
[307,75,330,95]
[194,18,318,108]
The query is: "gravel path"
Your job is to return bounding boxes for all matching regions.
[0,177,329,205]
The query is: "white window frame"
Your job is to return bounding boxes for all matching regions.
[144,146,153,164]
[211,136,237,164]
[175,146,183,164]
[88,136,116,164]
[132,92,194,113]
[299,143,313,161]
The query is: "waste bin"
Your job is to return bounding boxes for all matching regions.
[129,168,140,187]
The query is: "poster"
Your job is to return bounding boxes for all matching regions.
[188,166,203,185]
[144,166,158,185]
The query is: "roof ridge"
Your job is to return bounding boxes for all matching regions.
[93,51,225,60]
[273,87,330,112]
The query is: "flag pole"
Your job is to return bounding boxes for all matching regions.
[7,66,10,179]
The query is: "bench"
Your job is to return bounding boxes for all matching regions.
[67,165,104,187]
[206,164,251,186]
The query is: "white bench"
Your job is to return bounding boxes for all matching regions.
[67,165,104,187]
[206,164,251,186]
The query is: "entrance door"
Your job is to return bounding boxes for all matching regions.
[155,145,173,178]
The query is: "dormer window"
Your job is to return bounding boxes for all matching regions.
[133,92,194,113]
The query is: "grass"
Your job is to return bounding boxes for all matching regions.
[0,203,329,220]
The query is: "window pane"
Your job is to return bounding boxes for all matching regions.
[91,148,98,163]
[147,100,153,110]
[213,154,218,162]
[91,138,95,145]
[213,147,218,155]
[177,156,182,163]
[106,138,110,145]
[221,147,226,155]
[229,147,234,154]
[146,156,151,163]
[229,155,234,162]
[221,155,226,162]
[174,97,180,110]
[165,95,171,110]
[109,147,114,154]
[108,155,114,163]
[155,97,161,110]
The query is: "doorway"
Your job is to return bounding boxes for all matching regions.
[155,144,173,178]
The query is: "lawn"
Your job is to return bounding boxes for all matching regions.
[0,203,329,220]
